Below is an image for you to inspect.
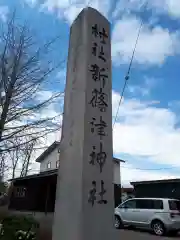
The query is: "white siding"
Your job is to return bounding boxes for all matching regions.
[39,146,121,185]
[113,162,120,184]
[40,148,60,172]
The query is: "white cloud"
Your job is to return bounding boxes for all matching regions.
[25,104,62,177]
[57,68,66,79]
[41,0,71,13]
[128,85,149,97]
[0,6,9,22]
[112,90,180,184]
[164,0,180,18]
[40,0,111,24]
[2,89,63,179]
[35,90,54,102]
[63,5,83,24]
[168,100,180,110]
[10,88,180,184]
[32,91,64,127]
[24,0,37,7]
[128,76,158,97]
[112,90,180,169]
[112,16,180,65]
[113,0,180,20]
[148,0,180,19]
[25,0,180,66]
[121,163,180,187]
[112,0,146,19]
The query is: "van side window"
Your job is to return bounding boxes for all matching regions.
[121,200,136,209]
[136,199,163,209]
[153,200,163,210]
[136,199,149,209]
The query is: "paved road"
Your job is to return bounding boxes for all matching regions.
[119,229,180,239]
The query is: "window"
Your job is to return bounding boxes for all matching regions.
[120,199,136,209]
[136,199,164,210]
[56,160,60,168]
[153,200,164,210]
[136,199,150,209]
[15,187,26,198]
[169,200,180,211]
[47,162,51,169]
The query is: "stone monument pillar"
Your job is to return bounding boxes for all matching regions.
[52,7,115,240]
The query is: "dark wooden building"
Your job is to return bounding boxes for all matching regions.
[131,179,180,200]
[8,141,125,212]
[9,170,57,212]
[9,169,122,212]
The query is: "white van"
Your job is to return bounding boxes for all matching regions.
[115,198,180,236]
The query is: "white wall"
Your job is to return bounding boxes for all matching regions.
[39,146,121,185]
[40,148,60,172]
[113,162,120,185]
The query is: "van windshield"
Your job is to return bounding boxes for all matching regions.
[168,200,180,211]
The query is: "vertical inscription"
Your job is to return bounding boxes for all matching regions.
[88,23,109,206]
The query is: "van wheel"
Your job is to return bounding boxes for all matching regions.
[114,215,123,229]
[151,220,165,236]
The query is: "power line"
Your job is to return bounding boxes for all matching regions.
[112,20,143,129]
[121,165,179,171]
[112,1,148,129]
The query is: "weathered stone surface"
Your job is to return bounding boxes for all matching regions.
[52,7,115,240]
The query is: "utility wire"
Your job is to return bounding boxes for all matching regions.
[4,1,152,175]
[112,0,148,129]
[112,19,143,129]
[121,165,179,171]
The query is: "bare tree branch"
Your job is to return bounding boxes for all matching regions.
[1,126,61,153]
[0,11,65,177]
[20,139,36,177]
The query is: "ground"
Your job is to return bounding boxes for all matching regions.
[119,229,180,239]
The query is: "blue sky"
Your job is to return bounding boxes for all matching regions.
[3,0,180,185]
